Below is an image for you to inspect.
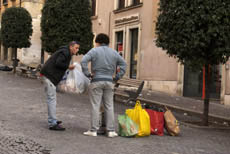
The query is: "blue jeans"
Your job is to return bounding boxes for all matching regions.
[43,77,57,127]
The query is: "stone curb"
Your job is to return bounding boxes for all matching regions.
[180,121,230,130]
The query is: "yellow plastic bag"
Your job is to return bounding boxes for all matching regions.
[126,101,151,137]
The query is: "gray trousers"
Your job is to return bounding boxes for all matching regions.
[89,81,115,132]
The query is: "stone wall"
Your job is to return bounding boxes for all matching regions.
[18,15,41,66]
[17,1,43,66]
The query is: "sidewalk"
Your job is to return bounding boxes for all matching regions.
[115,88,230,126]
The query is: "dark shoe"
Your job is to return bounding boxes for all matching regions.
[57,121,62,124]
[49,124,65,131]
[97,127,106,135]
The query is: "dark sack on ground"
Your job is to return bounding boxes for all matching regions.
[145,109,164,136]
[0,66,13,71]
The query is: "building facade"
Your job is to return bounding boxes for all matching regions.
[90,0,230,105]
[91,0,179,93]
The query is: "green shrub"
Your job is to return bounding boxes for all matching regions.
[1,7,33,48]
[41,0,94,54]
[156,0,230,68]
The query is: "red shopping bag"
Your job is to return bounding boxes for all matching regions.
[145,109,164,136]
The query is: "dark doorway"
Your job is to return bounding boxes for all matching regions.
[130,28,138,79]
[183,64,221,100]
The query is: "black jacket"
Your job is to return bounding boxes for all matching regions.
[40,46,72,86]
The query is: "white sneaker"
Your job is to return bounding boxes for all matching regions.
[107,131,118,138]
[83,131,97,137]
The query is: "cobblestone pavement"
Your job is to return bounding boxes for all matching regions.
[0,71,230,154]
[0,135,51,154]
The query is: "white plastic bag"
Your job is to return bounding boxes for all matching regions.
[58,62,90,94]
[58,70,70,92]
[72,62,90,93]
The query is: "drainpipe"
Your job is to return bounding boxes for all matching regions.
[20,0,21,7]
[108,12,111,38]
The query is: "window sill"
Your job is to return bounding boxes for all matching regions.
[91,15,98,20]
[113,3,143,14]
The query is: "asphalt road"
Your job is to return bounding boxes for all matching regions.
[0,71,230,154]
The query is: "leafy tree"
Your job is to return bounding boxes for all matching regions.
[156,0,230,125]
[41,0,94,55]
[1,7,33,73]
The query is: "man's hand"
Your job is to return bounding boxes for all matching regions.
[69,65,75,70]
[86,73,93,79]
[113,76,119,83]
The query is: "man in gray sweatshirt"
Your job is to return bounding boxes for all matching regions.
[81,33,127,137]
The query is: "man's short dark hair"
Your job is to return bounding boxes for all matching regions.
[95,33,110,45]
[69,41,80,47]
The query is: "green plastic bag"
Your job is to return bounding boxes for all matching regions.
[118,114,139,137]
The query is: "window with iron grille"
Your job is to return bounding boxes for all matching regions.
[118,0,125,9]
[115,31,124,54]
[3,0,8,5]
[132,0,140,6]
[91,0,96,16]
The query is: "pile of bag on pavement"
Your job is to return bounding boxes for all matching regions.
[118,100,180,137]
[0,65,13,71]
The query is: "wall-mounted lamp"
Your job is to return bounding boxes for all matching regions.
[98,19,102,25]
[225,64,229,70]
